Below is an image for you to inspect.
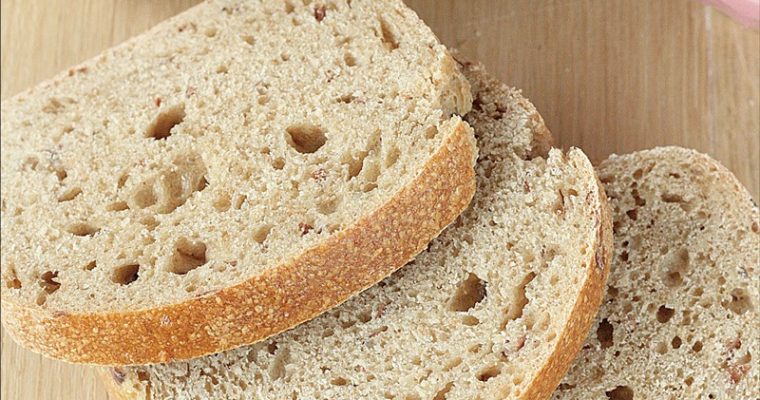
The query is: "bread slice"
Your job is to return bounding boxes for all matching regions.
[553,147,759,399]
[0,0,478,365]
[99,61,612,399]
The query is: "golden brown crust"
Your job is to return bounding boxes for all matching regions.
[1,121,477,365]
[518,165,613,400]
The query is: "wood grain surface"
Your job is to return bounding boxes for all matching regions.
[1,1,758,399]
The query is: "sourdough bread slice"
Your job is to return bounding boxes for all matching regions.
[0,0,477,365]
[101,61,612,399]
[553,147,759,399]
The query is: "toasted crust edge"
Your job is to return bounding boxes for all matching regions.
[518,151,613,400]
[1,119,477,365]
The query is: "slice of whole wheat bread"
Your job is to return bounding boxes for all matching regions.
[0,0,477,365]
[100,60,612,400]
[553,147,759,399]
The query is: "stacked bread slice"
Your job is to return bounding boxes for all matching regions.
[0,0,477,365]
[553,147,759,399]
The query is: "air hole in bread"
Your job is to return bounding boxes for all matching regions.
[215,64,229,74]
[357,310,372,323]
[51,164,67,181]
[232,194,247,210]
[170,238,208,274]
[672,336,682,349]
[513,374,525,386]
[39,271,61,294]
[284,1,295,13]
[84,260,97,271]
[605,386,633,400]
[385,146,400,168]
[241,35,255,45]
[557,383,577,391]
[253,225,272,244]
[656,305,675,323]
[112,264,140,285]
[117,173,129,189]
[133,184,158,208]
[344,52,357,67]
[552,190,567,214]
[268,346,290,380]
[58,186,82,202]
[204,27,218,38]
[330,377,348,386]
[448,273,486,312]
[146,104,185,140]
[337,94,356,104]
[106,201,129,212]
[343,151,367,179]
[159,172,207,214]
[377,17,399,50]
[213,193,231,211]
[35,291,49,306]
[500,272,536,329]
[476,365,501,382]
[285,124,327,154]
[597,318,614,349]
[5,268,22,289]
[424,125,438,140]
[655,341,668,354]
[21,155,39,171]
[625,209,637,221]
[432,382,453,400]
[317,197,340,215]
[661,193,684,203]
[362,161,381,185]
[362,182,378,193]
[462,315,479,326]
[724,288,752,314]
[272,157,286,170]
[140,215,158,230]
[66,222,99,237]
[663,248,689,287]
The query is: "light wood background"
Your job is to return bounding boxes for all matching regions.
[1,1,758,399]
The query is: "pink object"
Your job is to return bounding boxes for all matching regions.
[701,0,760,29]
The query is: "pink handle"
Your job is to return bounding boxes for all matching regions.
[701,0,759,29]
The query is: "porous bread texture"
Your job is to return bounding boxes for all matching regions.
[0,0,477,364]
[553,147,759,400]
[103,62,612,400]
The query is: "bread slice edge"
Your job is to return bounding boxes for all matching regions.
[1,118,476,365]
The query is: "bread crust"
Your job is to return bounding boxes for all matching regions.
[517,165,613,399]
[1,121,477,365]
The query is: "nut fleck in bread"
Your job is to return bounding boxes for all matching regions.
[0,0,477,365]
[553,147,759,400]
[101,61,612,400]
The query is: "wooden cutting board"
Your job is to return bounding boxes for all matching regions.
[1,1,757,399]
